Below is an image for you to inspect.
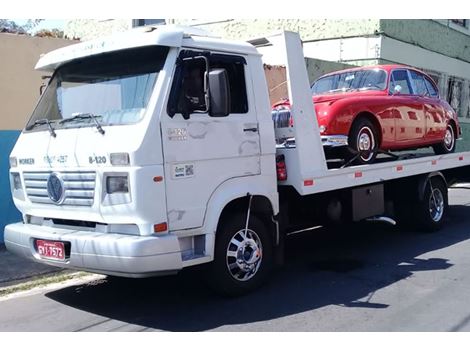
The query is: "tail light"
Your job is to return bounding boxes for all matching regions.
[276,155,287,181]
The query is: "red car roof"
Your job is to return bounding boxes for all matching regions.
[317,64,430,80]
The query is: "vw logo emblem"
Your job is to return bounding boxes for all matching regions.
[47,172,65,204]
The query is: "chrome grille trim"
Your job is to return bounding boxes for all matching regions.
[23,171,96,207]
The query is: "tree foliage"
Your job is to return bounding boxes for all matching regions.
[0,19,48,34]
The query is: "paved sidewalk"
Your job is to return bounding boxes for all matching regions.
[0,244,64,288]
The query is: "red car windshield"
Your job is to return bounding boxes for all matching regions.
[311,69,387,95]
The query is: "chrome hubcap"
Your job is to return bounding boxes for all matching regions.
[357,126,375,161]
[444,127,454,151]
[226,228,263,282]
[429,188,444,222]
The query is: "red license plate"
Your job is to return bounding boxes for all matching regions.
[36,240,65,261]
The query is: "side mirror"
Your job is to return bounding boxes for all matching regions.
[39,75,51,96]
[208,68,230,117]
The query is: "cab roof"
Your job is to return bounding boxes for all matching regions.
[36,25,260,72]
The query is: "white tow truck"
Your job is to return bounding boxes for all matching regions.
[5,25,470,296]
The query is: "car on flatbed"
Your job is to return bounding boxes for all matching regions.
[272,64,460,164]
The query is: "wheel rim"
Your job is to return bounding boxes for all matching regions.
[444,126,455,151]
[429,187,444,222]
[357,126,376,162]
[226,228,263,282]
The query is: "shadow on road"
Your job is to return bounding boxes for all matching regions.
[45,204,470,331]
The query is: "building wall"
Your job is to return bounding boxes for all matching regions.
[64,19,132,41]
[265,59,353,105]
[172,19,380,41]
[380,20,470,64]
[0,33,76,241]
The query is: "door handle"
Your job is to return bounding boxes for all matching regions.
[243,127,258,133]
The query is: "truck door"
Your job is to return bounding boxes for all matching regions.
[161,50,261,231]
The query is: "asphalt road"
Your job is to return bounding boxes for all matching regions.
[2,187,470,332]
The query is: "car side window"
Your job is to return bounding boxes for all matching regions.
[390,70,412,94]
[423,76,439,98]
[410,70,428,96]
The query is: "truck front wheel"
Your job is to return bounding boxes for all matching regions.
[207,213,273,296]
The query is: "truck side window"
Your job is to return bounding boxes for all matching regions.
[168,52,248,118]
[210,57,248,114]
[180,61,207,113]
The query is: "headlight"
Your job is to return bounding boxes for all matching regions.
[11,173,22,190]
[9,156,17,168]
[110,153,130,166]
[106,176,129,194]
[319,125,327,133]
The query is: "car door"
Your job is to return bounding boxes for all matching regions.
[161,50,261,231]
[390,69,426,146]
[421,74,446,143]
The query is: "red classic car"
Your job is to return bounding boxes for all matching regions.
[272,64,461,164]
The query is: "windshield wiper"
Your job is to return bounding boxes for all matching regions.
[60,113,105,135]
[25,118,57,137]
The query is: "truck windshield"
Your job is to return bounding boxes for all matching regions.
[26,46,169,132]
[311,68,387,95]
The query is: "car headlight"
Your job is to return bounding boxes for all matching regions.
[106,175,129,194]
[9,156,17,168]
[319,125,327,133]
[11,172,22,190]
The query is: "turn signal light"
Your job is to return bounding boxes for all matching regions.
[154,222,168,233]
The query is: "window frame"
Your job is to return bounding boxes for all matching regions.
[422,74,440,98]
[388,68,414,95]
[409,69,429,97]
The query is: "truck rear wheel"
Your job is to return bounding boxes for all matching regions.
[414,177,448,232]
[207,213,273,297]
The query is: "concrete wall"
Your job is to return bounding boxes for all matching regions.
[172,19,380,42]
[380,20,470,65]
[0,33,76,130]
[0,33,76,241]
[64,19,132,41]
[265,59,353,105]
[0,131,21,241]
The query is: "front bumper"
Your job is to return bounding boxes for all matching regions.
[321,135,349,148]
[4,222,185,277]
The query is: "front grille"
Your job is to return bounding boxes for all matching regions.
[23,171,96,206]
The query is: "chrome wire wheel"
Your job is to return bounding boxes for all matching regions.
[357,126,376,162]
[226,228,263,282]
[443,126,455,152]
[429,187,445,222]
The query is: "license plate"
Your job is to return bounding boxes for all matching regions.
[36,240,65,261]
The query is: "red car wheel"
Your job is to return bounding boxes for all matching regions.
[433,124,456,155]
[348,117,379,164]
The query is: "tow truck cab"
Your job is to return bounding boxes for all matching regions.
[6,25,278,280]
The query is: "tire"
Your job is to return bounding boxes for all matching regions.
[414,177,448,232]
[206,212,273,297]
[433,124,456,155]
[346,117,379,165]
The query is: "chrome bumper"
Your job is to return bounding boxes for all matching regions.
[321,135,349,147]
[4,222,186,277]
